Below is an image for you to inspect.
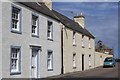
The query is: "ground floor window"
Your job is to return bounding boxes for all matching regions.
[47,50,53,71]
[10,46,21,74]
[89,54,91,67]
[73,53,76,68]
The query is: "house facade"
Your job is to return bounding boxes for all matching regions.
[1,0,96,79]
[1,1,61,78]
[53,11,95,74]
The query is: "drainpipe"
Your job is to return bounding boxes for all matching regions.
[94,40,95,68]
[61,24,64,74]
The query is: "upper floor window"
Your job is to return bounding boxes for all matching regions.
[11,6,21,33]
[89,38,91,49]
[47,20,53,40]
[73,32,76,46]
[82,35,85,48]
[32,14,39,37]
[10,46,21,74]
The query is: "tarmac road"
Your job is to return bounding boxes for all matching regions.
[49,62,119,78]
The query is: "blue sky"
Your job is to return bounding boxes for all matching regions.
[53,2,118,58]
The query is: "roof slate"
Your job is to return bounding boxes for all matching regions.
[19,2,60,21]
[95,44,112,50]
[19,2,95,39]
[53,10,95,39]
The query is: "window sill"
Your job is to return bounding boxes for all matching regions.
[47,38,53,41]
[73,67,76,69]
[73,44,77,47]
[32,34,39,38]
[82,46,85,48]
[10,71,21,75]
[11,30,22,34]
[48,69,53,71]
[89,65,92,67]
[89,47,91,49]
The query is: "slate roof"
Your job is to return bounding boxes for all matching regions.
[53,10,95,39]
[19,2,60,22]
[19,2,95,39]
[95,41,112,50]
[95,44,112,50]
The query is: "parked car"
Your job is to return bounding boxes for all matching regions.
[103,57,116,68]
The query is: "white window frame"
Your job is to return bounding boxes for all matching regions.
[11,5,21,33]
[73,53,76,68]
[82,35,85,48]
[89,38,91,49]
[73,32,76,46]
[31,14,39,37]
[47,20,53,40]
[47,50,53,71]
[10,46,21,74]
[89,54,91,67]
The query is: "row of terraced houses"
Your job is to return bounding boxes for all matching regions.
[0,0,112,79]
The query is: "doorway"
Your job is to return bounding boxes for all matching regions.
[82,54,84,71]
[31,49,39,78]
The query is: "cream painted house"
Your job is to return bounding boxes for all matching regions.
[53,11,95,74]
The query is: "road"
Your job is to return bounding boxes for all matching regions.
[49,62,119,78]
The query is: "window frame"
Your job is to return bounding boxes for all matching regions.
[82,35,85,48]
[11,5,22,34]
[73,32,76,46]
[10,46,21,75]
[89,54,92,67]
[73,53,76,69]
[47,50,53,71]
[89,38,91,49]
[31,13,39,38]
[47,20,53,41]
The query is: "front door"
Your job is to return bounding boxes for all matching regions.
[82,54,84,71]
[31,49,38,78]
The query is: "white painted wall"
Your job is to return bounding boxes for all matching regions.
[2,2,61,78]
[0,1,2,80]
[63,26,95,74]
[95,52,113,67]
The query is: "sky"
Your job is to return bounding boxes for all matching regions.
[52,0,120,2]
[53,2,119,58]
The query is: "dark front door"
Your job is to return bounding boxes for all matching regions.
[82,54,84,71]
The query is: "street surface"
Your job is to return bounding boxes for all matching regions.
[49,62,119,78]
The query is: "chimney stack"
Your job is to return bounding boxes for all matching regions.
[73,12,85,28]
[43,0,52,10]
